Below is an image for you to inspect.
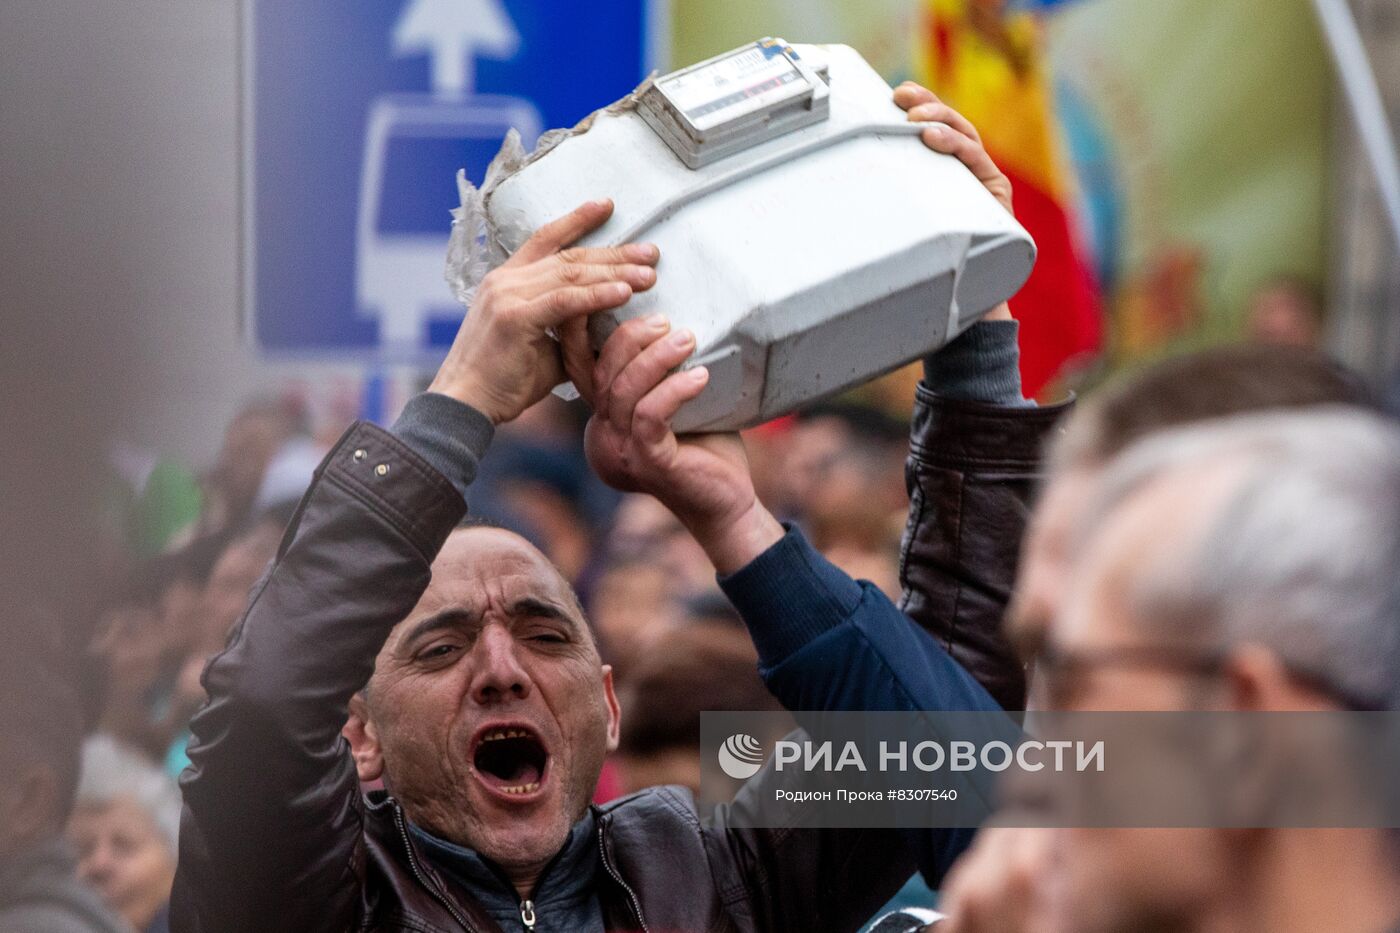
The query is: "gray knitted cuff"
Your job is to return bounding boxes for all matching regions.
[390,392,495,502]
[921,319,1033,407]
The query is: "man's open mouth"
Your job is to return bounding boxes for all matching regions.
[470,725,550,799]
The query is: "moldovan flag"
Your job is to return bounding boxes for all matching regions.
[917,0,1101,396]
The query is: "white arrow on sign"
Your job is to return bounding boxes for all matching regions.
[394,0,521,96]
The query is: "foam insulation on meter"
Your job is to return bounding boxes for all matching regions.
[446,38,1036,433]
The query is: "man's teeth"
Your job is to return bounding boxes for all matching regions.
[500,782,540,795]
[481,729,530,742]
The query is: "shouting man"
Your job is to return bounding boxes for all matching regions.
[171,85,1043,933]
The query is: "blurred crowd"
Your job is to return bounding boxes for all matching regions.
[3,267,1395,933]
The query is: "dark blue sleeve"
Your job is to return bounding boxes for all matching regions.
[719,525,1002,712]
[718,525,1004,883]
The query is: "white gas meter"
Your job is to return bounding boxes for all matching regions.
[447,39,1035,432]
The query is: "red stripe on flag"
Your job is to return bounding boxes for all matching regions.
[1000,163,1102,397]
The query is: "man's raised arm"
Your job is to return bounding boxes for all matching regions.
[171,200,660,933]
[571,310,1004,914]
[889,82,1071,712]
[898,316,1068,711]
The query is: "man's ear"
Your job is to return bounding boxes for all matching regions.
[1223,644,1330,711]
[601,665,622,754]
[344,693,385,783]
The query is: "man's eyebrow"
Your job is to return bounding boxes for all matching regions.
[510,597,580,626]
[399,609,478,649]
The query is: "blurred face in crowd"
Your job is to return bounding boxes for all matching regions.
[807,456,902,552]
[1037,467,1243,933]
[69,797,176,931]
[822,542,899,600]
[352,527,620,883]
[590,559,678,672]
[609,494,714,596]
[779,416,904,547]
[213,407,293,509]
[91,601,166,693]
[779,415,849,513]
[1246,283,1321,349]
[198,523,280,654]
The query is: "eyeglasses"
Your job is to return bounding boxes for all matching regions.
[1033,643,1224,709]
[1033,642,1385,712]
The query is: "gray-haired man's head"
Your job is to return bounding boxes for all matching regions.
[1054,407,1400,713]
[1010,344,1376,663]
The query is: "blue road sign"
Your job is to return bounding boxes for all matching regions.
[243,0,661,361]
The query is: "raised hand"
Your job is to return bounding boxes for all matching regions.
[894,83,1017,324]
[566,314,784,574]
[428,199,660,425]
[894,81,1014,216]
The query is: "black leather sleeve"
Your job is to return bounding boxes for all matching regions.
[898,388,1070,711]
[170,422,466,933]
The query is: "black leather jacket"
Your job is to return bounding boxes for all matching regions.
[899,387,1068,711]
[171,388,1064,932]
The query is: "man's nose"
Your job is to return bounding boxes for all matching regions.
[81,840,117,884]
[467,622,532,705]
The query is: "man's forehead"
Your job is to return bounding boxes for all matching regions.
[418,526,576,610]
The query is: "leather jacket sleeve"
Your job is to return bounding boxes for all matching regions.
[170,422,466,933]
[898,387,1070,711]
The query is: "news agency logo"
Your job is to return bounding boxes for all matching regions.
[718,733,766,779]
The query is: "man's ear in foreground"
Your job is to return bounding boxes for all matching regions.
[344,692,385,783]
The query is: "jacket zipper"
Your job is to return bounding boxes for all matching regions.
[519,899,535,929]
[597,823,650,933]
[392,801,479,933]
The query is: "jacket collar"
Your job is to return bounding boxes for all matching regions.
[362,787,717,933]
[408,810,601,929]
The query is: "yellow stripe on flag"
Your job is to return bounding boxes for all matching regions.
[916,0,1068,202]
